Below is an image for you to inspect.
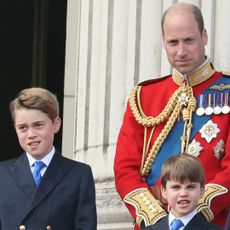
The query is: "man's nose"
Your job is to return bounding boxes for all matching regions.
[177,44,187,56]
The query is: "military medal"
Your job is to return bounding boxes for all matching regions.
[188,139,203,157]
[196,94,205,116]
[213,93,222,114]
[205,93,213,115]
[222,105,230,114]
[178,92,189,106]
[199,119,220,143]
[222,92,230,114]
[196,107,205,116]
[213,139,225,160]
[213,106,222,114]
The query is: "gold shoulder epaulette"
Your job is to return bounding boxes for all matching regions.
[196,183,228,222]
[124,188,167,227]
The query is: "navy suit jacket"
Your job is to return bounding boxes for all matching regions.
[143,213,223,230]
[0,150,97,230]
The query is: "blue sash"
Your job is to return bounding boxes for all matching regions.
[146,75,230,186]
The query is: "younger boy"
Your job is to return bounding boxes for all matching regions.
[143,154,223,230]
[0,87,97,230]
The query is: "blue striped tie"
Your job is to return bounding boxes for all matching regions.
[32,161,45,186]
[171,219,184,230]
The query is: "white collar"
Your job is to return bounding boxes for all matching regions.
[26,146,55,167]
[169,210,197,227]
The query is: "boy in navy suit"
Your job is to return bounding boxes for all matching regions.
[0,87,97,230]
[143,154,223,230]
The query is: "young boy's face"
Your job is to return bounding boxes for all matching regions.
[14,108,61,160]
[161,179,204,217]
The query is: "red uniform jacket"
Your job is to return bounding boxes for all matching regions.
[114,69,230,229]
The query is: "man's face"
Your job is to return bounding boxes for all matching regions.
[14,108,61,159]
[162,179,204,217]
[163,12,208,74]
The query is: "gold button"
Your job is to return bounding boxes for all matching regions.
[19,225,26,230]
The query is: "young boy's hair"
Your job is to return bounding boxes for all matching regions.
[161,153,205,188]
[9,87,59,122]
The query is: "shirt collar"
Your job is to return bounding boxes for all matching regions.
[169,210,197,227]
[26,146,55,167]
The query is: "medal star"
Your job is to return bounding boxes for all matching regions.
[213,139,225,159]
[199,119,220,143]
[178,92,189,106]
[188,139,203,157]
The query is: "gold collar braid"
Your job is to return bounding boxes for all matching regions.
[172,59,215,86]
[129,85,196,177]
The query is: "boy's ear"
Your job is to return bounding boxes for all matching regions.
[53,116,62,133]
[200,186,205,198]
[161,185,167,200]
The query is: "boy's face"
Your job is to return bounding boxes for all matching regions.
[161,179,204,217]
[14,108,61,160]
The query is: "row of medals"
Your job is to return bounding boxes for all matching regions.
[196,92,230,116]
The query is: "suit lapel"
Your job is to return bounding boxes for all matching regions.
[184,213,207,230]
[148,216,168,230]
[160,216,169,229]
[22,151,70,218]
[9,153,36,200]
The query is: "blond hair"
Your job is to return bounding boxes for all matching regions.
[10,87,59,122]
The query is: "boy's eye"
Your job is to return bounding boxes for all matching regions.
[187,184,197,189]
[35,122,44,128]
[171,185,180,189]
[17,126,27,132]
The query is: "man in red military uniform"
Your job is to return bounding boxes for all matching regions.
[114,2,230,230]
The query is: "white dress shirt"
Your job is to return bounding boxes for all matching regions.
[169,210,197,230]
[27,146,55,177]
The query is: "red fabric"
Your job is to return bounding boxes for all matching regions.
[114,72,230,229]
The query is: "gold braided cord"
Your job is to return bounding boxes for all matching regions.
[129,85,190,127]
[140,126,155,171]
[140,101,183,176]
[185,95,196,152]
[141,127,148,171]
[128,84,195,177]
[181,116,188,153]
[137,85,148,119]
[145,127,155,159]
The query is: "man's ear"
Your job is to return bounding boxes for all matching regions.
[202,29,208,45]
